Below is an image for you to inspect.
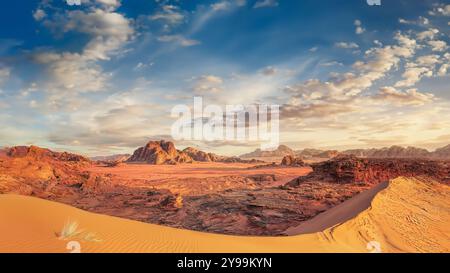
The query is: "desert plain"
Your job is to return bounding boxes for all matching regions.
[1,141,450,253]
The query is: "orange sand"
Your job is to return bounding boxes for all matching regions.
[0,177,449,253]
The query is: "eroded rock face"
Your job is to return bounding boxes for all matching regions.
[287,155,450,187]
[127,141,193,165]
[182,147,217,162]
[7,145,90,163]
[281,155,306,167]
[342,144,450,159]
[127,142,265,165]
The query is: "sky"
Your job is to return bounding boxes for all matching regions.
[0,0,449,156]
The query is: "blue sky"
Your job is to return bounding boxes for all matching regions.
[0,0,449,156]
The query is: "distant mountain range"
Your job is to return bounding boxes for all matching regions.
[240,144,450,160]
[90,154,131,162]
[126,140,261,165]
[240,145,295,158]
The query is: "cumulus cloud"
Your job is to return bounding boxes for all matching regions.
[33,6,134,94]
[416,28,439,40]
[281,32,422,121]
[428,40,448,52]
[374,87,434,106]
[415,54,441,67]
[429,4,450,16]
[395,65,433,87]
[354,19,365,34]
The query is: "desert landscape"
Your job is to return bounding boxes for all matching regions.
[1,141,450,252]
[1,0,450,255]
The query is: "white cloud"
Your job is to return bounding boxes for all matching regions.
[253,0,278,8]
[438,64,449,76]
[335,42,359,49]
[354,19,365,34]
[282,32,421,120]
[32,9,46,21]
[96,0,121,10]
[415,54,441,67]
[399,16,429,26]
[374,87,434,106]
[395,66,433,87]
[32,5,134,95]
[211,1,231,11]
[416,28,439,40]
[149,5,185,26]
[157,35,200,47]
[431,4,450,16]
[428,40,448,52]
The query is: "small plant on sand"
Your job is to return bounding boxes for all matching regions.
[56,220,102,242]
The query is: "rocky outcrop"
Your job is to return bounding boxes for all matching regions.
[342,144,450,159]
[127,141,264,165]
[182,147,218,162]
[287,155,450,187]
[433,144,450,159]
[240,145,295,158]
[6,145,90,163]
[127,140,193,165]
[343,145,430,159]
[281,155,306,167]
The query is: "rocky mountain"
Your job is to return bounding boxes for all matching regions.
[296,149,339,159]
[127,141,262,165]
[281,155,306,167]
[433,144,450,159]
[342,145,450,159]
[6,145,90,163]
[287,155,450,187]
[91,154,131,162]
[240,145,295,158]
[127,140,193,165]
[182,147,222,162]
[0,145,94,195]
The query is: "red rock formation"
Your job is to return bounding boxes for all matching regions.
[240,145,295,158]
[6,145,90,163]
[127,140,193,164]
[342,145,444,159]
[182,147,217,162]
[281,155,306,167]
[287,155,450,187]
[127,141,264,165]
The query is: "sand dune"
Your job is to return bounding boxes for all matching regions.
[0,177,449,253]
